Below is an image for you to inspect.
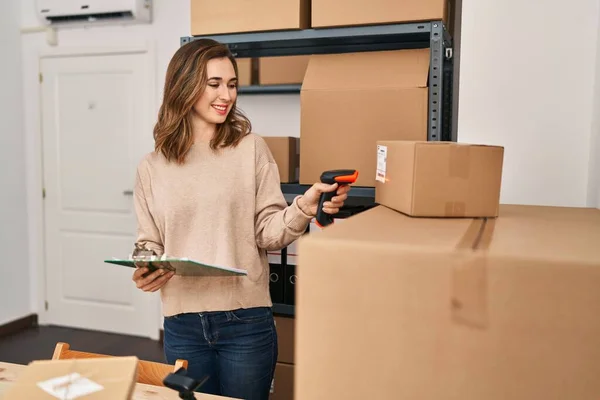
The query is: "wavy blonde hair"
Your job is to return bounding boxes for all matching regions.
[153,39,252,163]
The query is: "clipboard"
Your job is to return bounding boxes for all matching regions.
[104,257,248,277]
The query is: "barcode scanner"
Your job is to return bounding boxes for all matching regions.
[315,169,359,228]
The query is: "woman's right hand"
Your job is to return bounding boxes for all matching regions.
[132,267,175,292]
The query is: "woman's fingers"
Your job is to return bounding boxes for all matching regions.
[141,270,175,292]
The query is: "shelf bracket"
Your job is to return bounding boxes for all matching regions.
[428,21,444,141]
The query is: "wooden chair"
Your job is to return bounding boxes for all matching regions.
[52,342,188,387]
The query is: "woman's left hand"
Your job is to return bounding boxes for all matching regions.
[297,182,351,216]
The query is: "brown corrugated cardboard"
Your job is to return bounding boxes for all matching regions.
[375,141,504,217]
[262,136,300,183]
[258,56,310,85]
[4,357,138,399]
[296,204,600,400]
[270,363,294,400]
[236,58,252,86]
[274,316,295,364]
[300,49,429,187]
[312,0,452,28]
[191,0,310,35]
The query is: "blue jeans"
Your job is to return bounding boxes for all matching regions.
[163,307,278,400]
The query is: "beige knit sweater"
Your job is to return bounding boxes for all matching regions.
[133,133,312,316]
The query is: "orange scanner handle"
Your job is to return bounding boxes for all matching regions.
[315,169,358,228]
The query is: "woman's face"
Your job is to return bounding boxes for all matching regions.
[192,57,238,125]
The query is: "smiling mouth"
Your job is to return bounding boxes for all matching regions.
[212,104,228,113]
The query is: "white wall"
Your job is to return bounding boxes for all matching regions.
[589,2,600,209]
[0,0,31,325]
[458,0,600,207]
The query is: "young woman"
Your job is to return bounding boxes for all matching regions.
[130,39,350,399]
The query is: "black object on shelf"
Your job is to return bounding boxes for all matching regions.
[272,303,295,317]
[180,21,454,141]
[270,221,310,317]
[269,263,284,304]
[284,264,296,305]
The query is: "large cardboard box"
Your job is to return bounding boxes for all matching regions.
[375,141,504,217]
[296,205,600,400]
[258,56,310,85]
[274,316,295,364]
[4,357,138,399]
[191,0,310,35]
[270,363,294,400]
[312,0,453,28]
[236,58,252,86]
[262,136,300,183]
[300,49,429,187]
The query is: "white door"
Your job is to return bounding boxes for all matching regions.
[41,50,159,339]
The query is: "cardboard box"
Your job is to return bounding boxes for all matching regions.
[258,56,310,85]
[4,357,138,399]
[274,316,295,364]
[191,0,310,35]
[300,49,429,187]
[236,58,252,86]
[270,363,294,400]
[312,0,453,28]
[296,204,600,399]
[375,141,504,217]
[262,136,300,183]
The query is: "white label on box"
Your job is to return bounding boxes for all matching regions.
[376,145,388,183]
[37,373,104,399]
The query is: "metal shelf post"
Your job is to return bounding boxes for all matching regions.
[428,21,448,141]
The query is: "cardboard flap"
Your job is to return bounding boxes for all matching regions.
[4,357,138,400]
[301,49,430,91]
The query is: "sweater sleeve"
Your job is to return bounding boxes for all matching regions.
[254,143,313,251]
[133,161,164,256]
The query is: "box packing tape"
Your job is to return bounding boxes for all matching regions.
[444,144,471,217]
[451,217,496,329]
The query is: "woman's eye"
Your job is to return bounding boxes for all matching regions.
[228,84,238,89]
[208,83,219,88]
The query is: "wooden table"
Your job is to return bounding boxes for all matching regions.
[0,361,235,399]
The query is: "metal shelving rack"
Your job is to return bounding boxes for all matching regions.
[180,20,453,143]
[181,22,453,316]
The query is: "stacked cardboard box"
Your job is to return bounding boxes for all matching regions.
[300,49,431,186]
[270,316,296,399]
[312,0,454,28]
[191,0,454,34]
[268,232,306,399]
[261,135,300,183]
[296,203,600,399]
[235,58,252,87]
[294,141,600,399]
[375,141,505,217]
[258,56,310,86]
[190,0,310,35]
[4,357,139,399]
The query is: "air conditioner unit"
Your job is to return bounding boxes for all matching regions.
[37,0,152,26]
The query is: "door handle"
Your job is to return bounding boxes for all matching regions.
[123,190,134,196]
